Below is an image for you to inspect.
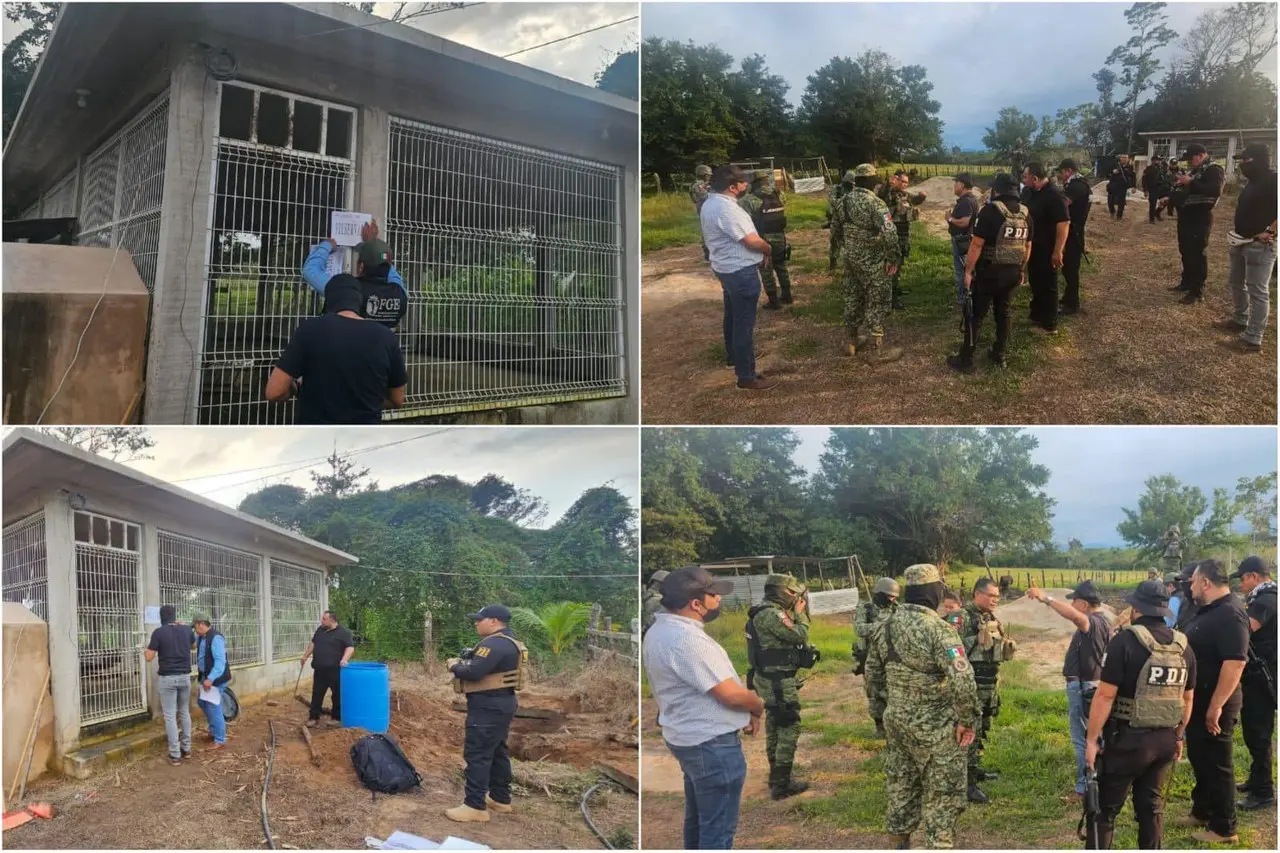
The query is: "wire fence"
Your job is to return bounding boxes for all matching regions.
[2,511,48,622]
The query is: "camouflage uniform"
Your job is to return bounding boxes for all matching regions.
[877,182,927,308]
[852,577,900,736]
[748,574,816,799]
[866,564,979,850]
[690,165,712,262]
[841,164,902,360]
[1161,526,1182,575]
[739,169,792,308]
[641,570,669,635]
[827,178,852,271]
[948,602,1015,800]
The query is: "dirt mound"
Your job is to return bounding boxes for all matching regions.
[909,176,966,204]
[996,589,1117,635]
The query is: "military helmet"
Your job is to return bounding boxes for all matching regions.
[903,564,942,586]
[853,163,878,178]
[649,569,670,588]
[841,169,857,184]
[695,164,712,179]
[764,572,806,604]
[753,168,772,183]
[873,577,901,598]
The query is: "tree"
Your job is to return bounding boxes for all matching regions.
[237,484,307,529]
[1117,474,1243,561]
[725,54,794,161]
[1067,538,1085,569]
[1235,472,1278,548]
[640,38,740,182]
[982,107,1039,161]
[596,48,638,100]
[309,450,375,497]
[1104,2,1177,155]
[2,3,58,144]
[37,427,156,462]
[470,474,548,525]
[510,601,593,656]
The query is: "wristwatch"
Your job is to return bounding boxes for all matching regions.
[1043,595,1055,605]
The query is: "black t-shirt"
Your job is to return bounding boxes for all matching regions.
[949,194,979,237]
[453,629,521,714]
[310,623,355,668]
[972,197,1035,245]
[1234,170,1278,238]
[1183,594,1249,710]
[1024,183,1069,255]
[1100,617,1198,700]
[1063,610,1113,681]
[276,314,408,425]
[148,623,196,677]
[1062,177,1092,229]
[1246,586,1277,667]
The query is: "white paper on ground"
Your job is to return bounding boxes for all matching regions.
[439,838,489,850]
[198,685,221,705]
[331,211,373,247]
[382,831,440,850]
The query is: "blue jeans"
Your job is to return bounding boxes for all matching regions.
[716,265,760,383]
[951,238,967,305]
[157,673,192,759]
[666,731,747,849]
[1067,680,1097,794]
[199,694,227,744]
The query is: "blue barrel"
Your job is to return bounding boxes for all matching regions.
[340,662,390,733]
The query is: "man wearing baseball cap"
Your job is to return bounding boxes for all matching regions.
[302,218,408,328]
[1057,158,1092,316]
[446,604,528,823]
[1231,556,1277,811]
[1082,580,1196,849]
[1170,143,1226,305]
[642,566,764,849]
[1223,143,1277,352]
[1025,580,1114,799]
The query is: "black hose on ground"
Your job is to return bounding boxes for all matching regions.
[580,781,613,849]
[261,720,277,850]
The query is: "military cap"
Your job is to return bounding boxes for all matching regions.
[1162,572,1180,585]
[873,576,901,597]
[853,163,878,178]
[695,164,712,178]
[765,573,806,594]
[903,564,942,585]
[648,569,670,585]
[753,168,772,182]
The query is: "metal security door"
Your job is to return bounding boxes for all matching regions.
[196,82,357,425]
[74,511,146,726]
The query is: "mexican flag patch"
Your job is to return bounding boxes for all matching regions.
[946,645,966,660]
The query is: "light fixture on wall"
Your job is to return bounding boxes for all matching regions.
[74,89,91,109]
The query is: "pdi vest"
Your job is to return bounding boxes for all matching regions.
[1111,625,1188,728]
[980,201,1029,268]
[452,635,529,694]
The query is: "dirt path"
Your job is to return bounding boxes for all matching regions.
[9,672,636,850]
[641,196,1276,424]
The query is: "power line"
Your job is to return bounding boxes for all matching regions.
[502,16,638,59]
[295,3,484,39]
[348,564,637,580]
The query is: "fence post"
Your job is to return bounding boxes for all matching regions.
[630,618,640,660]
[590,602,602,633]
[422,610,434,668]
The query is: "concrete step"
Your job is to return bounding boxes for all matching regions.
[62,726,168,779]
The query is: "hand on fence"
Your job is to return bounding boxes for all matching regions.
[361,219,380,243]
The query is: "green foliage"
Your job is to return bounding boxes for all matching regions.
[310,450,376,497]
[37,427,156,462]
[595,48,638,101]
[982,107,1038,160]
[1236,472,1278,547]
[509,601,593,656]
[471,473,549,526]
[2,3,58,147]
[1116,474,1250,561]
[641,38,742,182]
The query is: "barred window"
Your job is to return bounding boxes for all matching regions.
[3,512,48,622]
[158,531,262,666]
[270,560,324,660]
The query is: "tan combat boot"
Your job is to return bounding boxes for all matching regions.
[846,328,860,358]
[445,805,490,823]
[485,794,513,813]
[862,334,903,364]
[888,833,911,849]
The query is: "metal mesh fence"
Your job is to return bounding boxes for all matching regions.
[197,83,357,425]
[158,531,262,666]
[269,560,324,660]
[42,171,78,219]
[74,511,146,726]
[386,117,626,417]
[2,512,48,622]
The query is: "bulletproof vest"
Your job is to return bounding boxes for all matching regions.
[979,200,1029,268]
[752,189,787,235]
[746,603,802,673]
[453,635,528,694]
[199,630,232,687]
[325,273,407,329]
[1111,625,1188,728]
[882,612,944,683]
[1183,162,1222,208]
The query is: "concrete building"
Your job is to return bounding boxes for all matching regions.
[3,3,639,425]
[1138,128,1277,178]
[1,429,356,771]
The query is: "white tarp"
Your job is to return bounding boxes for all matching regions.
[793,176,828,195]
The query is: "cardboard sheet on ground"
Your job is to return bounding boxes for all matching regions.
[198,685,221,705]
[331,211,374,247]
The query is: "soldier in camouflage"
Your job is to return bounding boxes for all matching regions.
[841,164,903,363]
[946,578,1017,804]
[877,170,928,310]
[853,576,901,738]
[747,573,818,800]
[690,165,712,261]
[739,169,792,309]
[866,564,979,850]
[827,171,855,271]
[1161,525,1182,575]
[641,570,669,636]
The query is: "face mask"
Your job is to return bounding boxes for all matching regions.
[1241,161,1267,179]
[700,602,722,623]
[873,592,894,608]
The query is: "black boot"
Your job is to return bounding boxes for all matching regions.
[888,834,911,849]
[1239,792,1277,810]
[771,768,809,800]
[874,721,886,738]
[764,292,781,310]
[1168,281,1190,292]
[780,286,793,305]
[947,354,976,374]
[967,782,989,804]
[1179,291,1204,305]
[972,767,1001,782]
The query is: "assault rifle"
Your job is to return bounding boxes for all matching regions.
[1247,643,1276,706]
[459,646,476,661]
[1079,767,1101,849]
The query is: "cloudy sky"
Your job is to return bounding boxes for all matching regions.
[787,427,1277,547]
[102,427,638,528]
[1,3,639,91]
[641,2,1279,148]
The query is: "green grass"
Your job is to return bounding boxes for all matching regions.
[641,192,830,253]
[940,567,1155,594]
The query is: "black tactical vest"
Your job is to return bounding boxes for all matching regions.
[752,190,787,235]
[324,273,408,329]
[979,201,1029,268]
[199,630,232,687]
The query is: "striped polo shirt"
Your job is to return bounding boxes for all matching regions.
[643,611,750,747]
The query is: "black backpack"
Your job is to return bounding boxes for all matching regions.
[350,733,422,795]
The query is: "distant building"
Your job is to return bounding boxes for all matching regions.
[1138,128,1277,180]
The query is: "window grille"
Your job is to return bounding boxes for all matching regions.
[42,170,79,220]
[74,511,146,725]
[1147,137,1175,161]
[158,531,262,666]
[2,512,48,622]
[386,117,626,417]
[197,82,357,425]
[269,560,324,660]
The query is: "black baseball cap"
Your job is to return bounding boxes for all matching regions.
[467,604,512,623]
[1231,555,1270,579]
[1057,158,1079,171]
[1066,579,1102,604]
[1123,580,1172,619]
[1181,143,1207,160]
[989,172,1018,195]
[660,565,734,608]
[357,238,392,270]
[322,277,363,314]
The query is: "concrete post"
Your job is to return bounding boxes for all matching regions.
[1226,136,1238,182]
[140,522,162,718]
[259,555,273,667]
[622,162,640,423]
[356,107,389,224]
[1146,139,1154,161]
[145,47,218,425]
[41,494,80,759]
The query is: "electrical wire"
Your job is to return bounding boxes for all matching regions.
[580,781,615,849]
[261,719,277,850]
[294,3,483,39]
[502,16,637,59]
[351,564,637,580]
